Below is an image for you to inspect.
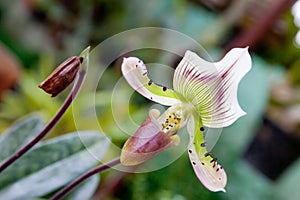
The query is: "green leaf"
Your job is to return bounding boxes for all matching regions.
[273,158,300,200]
[65,175,99,200]
[224,160,272,200]
[0,131,110,200]
[0,115,44,162]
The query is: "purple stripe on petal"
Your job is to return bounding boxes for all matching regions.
[173,48,251,128]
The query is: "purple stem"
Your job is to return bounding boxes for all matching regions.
[226,0,296,51]
[50,157,121,200]
[0,70,86,173]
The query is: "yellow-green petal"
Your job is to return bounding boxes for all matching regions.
[187,113,227,192]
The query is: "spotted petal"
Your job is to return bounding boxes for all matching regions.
[173,48,251,128]
[187,113,227,192]
[122,57,181,106]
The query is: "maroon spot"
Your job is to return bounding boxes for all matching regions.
[200,127,205,131]
[216,168,219,172]
[163,87,167,91]
[192,162,196,165]
[204,152,210,157]
[201,162,205,165]
[188,149,192,153]
[148,80,153,86]
[201,142,206,147]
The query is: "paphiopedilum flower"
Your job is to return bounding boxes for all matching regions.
[120,48,251,192]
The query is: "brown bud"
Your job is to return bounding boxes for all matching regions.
[38,56,83,97]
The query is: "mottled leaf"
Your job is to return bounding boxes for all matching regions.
[0,115,44,162]
[0,131,110,200]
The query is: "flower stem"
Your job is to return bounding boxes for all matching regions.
[50,157,121,200]
[0,69,86,173]
[225,0,296,51]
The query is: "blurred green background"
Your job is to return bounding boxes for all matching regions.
[1,0,300,199]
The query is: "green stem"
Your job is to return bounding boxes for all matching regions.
[50,157,121,200]
[0,70,86,173]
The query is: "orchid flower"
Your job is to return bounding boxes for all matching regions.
[120,48,251,192]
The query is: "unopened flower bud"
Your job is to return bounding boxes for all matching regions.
[38,56,83,97]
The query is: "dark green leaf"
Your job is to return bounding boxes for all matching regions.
[0,131,110,200]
